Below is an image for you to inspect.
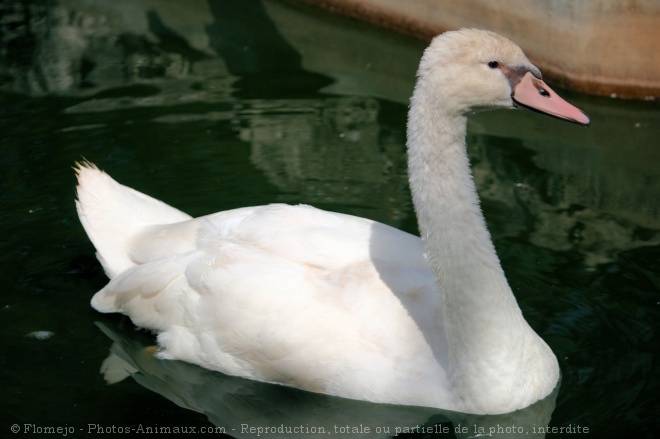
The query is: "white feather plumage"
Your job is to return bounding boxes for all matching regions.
[74,29,591,414]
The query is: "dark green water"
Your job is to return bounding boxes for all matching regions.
[2,1,659,438]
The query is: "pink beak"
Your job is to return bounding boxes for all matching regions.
[512,72,590,126]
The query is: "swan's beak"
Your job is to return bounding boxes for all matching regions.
[512,72,590,126]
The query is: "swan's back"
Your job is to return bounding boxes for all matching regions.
[77,164,450,407]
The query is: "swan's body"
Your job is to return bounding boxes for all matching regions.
[76,29,588,415]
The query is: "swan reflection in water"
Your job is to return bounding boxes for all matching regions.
[96,321,558,439]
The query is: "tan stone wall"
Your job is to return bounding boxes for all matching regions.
[301,0,660,99]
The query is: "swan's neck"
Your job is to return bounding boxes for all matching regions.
[407,88,510,295]
[407,84,555,410]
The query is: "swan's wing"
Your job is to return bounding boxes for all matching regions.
[125,203,429,271]
[75,162,193,278]
[91,204,448,405]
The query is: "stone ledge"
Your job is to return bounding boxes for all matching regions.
[300,0,660,99]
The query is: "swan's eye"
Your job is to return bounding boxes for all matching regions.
[488,61,500,69]
[538,86,550,97]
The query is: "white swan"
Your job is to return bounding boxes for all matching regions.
[76,29,589,415]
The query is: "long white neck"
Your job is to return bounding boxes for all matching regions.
[407,79,558,413]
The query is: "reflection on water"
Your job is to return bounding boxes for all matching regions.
[96,320,558,439]
[1,0,658,437]
[237,96,410,224]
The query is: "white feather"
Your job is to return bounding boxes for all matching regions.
[75,29,577,415]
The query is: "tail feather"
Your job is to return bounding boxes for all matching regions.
[75,161,192,279]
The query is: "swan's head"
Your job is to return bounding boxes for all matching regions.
[416,29,589,125]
